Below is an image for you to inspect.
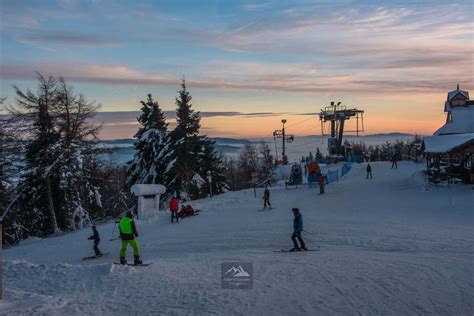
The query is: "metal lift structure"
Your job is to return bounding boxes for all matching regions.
[319,102,365,157]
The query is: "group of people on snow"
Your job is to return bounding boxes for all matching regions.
[169,192,197,223]
[86,209,142,265]
[259,182,308,251]
[87,189,310,260]
[87,155,405,261]
[365,154,399,179]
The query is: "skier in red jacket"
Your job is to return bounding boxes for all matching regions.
[169,196,179,223]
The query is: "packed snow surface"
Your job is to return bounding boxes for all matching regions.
[2,161,473,315]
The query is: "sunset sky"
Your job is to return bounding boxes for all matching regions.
[1,0,473,139]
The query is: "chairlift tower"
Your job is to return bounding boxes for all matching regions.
[319,102,364,157]
[273,119,294,165]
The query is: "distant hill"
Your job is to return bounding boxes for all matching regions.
[98,137,256,147]
[211,137,257,145]
[362,132,416,137]
[299,132,417,138]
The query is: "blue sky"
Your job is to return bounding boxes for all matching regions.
[1,0,473,138]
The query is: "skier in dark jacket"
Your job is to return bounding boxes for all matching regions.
[118,211,142,265]
[88,225,102,256]
[290,208,307,251]
[391,154,398,169]
[263,185,272,209]
[366,163,372,179]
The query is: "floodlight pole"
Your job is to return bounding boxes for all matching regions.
[281,119,287,163]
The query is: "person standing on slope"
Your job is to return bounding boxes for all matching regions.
[290,208,307,251]
[366,163,373,179]
[263,184,272,209]
[318,173,325,194]
[118,211,142,265]
[169,195,179,223]
[88,225,102,257]
[391,154,398,169]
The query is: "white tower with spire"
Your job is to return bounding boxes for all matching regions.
[434,84,474,135]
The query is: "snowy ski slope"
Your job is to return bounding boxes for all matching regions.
[2,161,473,315]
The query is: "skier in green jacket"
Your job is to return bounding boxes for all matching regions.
[118,211,142,265]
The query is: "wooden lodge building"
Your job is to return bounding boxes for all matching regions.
[422,85,474,184]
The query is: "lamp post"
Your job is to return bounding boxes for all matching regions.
[273,119,294,165]
[281,119,287,164]
[207,170,212,198]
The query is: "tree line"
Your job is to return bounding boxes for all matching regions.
[0,74,274,245]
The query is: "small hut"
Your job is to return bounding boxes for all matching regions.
[131,184,166,219]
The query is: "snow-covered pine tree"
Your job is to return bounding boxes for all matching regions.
[0,97,23,244]
[165,78,228,199]
[54,77,102,230]
[258,141,274,183]
[223,142,273,191]
[9,74,102,239]
[11,74,62,236]
[0,97,12,213]
[90,161,132,218]
[240,143,259,186]
[127,93,169,185]
[194,136,228,197]
[165,79,202,197]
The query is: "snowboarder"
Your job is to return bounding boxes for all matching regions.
[263,185,271,209]
[170,196,179,223]
[88,225,102,256]
[391,154,398,169]
[319,173,325,194]
[366,163,372,179]
[290,208,307,251]
[118,211,142,265]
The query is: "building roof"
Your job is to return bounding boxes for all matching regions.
[447,84,469,101]
[131,184,166,196]
[434,107,474,135]
[447,90,469,101]
[423,133,474,153]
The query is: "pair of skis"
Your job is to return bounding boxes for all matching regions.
[273,249,319,252]
[274,245,320,252]
[82,253,110,260]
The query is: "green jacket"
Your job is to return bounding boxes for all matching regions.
[119,216,138,240]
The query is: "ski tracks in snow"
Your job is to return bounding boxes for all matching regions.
[2,161,473,315]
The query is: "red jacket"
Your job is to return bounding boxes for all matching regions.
[170,198,179,212]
